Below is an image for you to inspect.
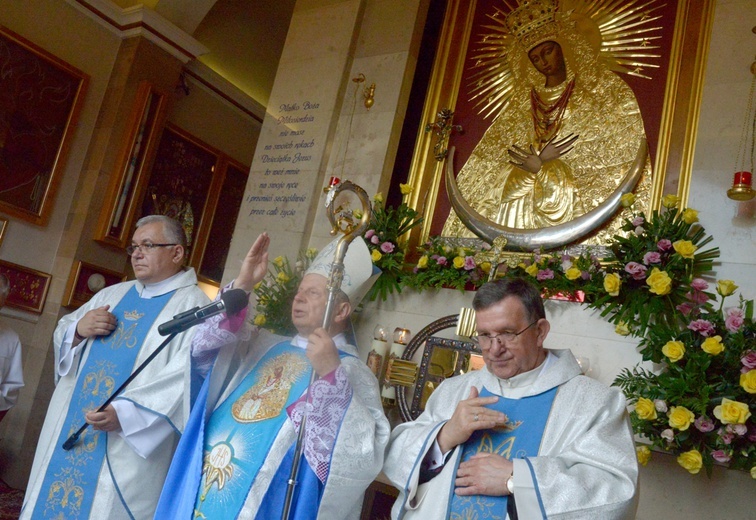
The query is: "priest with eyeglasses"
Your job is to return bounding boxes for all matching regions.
[22,215,209,520]
[383,277,639,519]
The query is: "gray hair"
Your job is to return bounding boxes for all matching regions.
[472,277,546,322]
[0,274,9,298]
[135,215,187,247]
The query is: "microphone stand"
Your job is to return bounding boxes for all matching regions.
[281,181,371,520]
[63,331,178,450]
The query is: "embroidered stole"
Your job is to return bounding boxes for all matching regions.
[194,341,312,519]
[31,287,173,519]
[449,386,558,520]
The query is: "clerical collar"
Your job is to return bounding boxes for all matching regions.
[291,332,348,350]
[136,270,184,298]
[497,350,556,389]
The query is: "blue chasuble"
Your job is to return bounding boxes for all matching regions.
[31,287,173,519]
[449,386,558,520]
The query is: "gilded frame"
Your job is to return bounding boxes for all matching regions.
[0,259,51,314]
[403,0,714,247]
[0,26,89,226]
[62,260,127,309]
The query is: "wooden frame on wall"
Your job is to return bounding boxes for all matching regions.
[402,0,714,247]
[0,259,51,314]
[62,260,127,309]
[0,217,7,249]
[0,26,89,226]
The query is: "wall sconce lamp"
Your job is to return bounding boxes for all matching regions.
[353,73,376,111]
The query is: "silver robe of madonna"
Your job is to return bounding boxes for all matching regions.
[384,349,638,520]
[195,317,391,520]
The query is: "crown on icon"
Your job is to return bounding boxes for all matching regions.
[506,0,560,51]
[123,309,144,321]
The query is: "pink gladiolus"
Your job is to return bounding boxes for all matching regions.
[694,416,715,433]
[711,450,731,463]
[688,319,715,337]
[726,308,745,333]
[380,241,395,254]
[463,256,476,271]
[624,262,647,280]
[643,251,661,265]
[536,269,554,281]
[657,239,672,251]
[690,278,709,291]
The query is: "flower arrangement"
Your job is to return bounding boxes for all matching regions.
[363,189,423,301]
[403,236,488,292]
[614,284,755,476]
[252,249,317,336]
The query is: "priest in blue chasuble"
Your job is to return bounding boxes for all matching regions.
[156,232,390,519]
[22,215,211,520]
[384,278,639,519]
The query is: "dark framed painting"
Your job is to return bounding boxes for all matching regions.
[62,260,127,309]
[0,26,89,226]
[0,217,6,249]
[0,259,51,314]
[398,0,714,248]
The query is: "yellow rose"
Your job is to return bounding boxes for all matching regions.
[635,397,657,420]
[373,192,384,204]
[273,256,285,267]
[306,247,318,259]
[751,466,756,480]
[615,321,630,336]
[276,271,290,284]
[603,273,622,296]
[662,194,679,208]
[480,261,492,273]
[399,183,413,195]
[713,398,752,424]
[681,208,699,224]
[565,267,582,280]
[668,405,695,430]
[701,335,724,356]
[672,240,697,259]
[646,268,672,295]
[677,449,703,474]
[662,340,685,362]
[371,249,382,262]
[517,262,527,270]
[525,264,539,277]
[453,256,465,269]
[636,445,652,466]
[716,279,738,297]
[253,281,263,290]
[253,314,266,326]
[740,370,756,394]
[417,255,429,269]
[620,193,636,207]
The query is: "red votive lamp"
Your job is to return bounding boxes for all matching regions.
[727,171,755,201]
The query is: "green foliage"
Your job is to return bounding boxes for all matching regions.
[402,237,487,292]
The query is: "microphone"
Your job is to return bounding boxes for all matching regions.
[158,288,249,336]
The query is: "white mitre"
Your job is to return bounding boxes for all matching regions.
[306,236,381,305]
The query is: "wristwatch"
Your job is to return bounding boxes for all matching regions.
[506,473,514,494]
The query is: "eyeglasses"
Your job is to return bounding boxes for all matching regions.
[126,242,178,256]
[471,320,539,347]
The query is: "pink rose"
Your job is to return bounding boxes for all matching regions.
[365,229,375,239]
[463,256,476,271]
[685,290,709,305]
[436,256,448,266]
[711,450,731,463]
[727,424,747,436]
[370,235,380,245]
[632,216,645,227]
[690,278,709,291]
[536,268,554,280]
[741,350,756,370]
[694,416,715,433]
[726,308,745,333]
[380,241,395,254]
[643,251,661,265]
[718,429,734,445]
[657,239,672,251]
[624,262,647,280]
[676,302,695,317]
[688,319,715,337]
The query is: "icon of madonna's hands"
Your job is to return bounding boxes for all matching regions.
[508,144,542,174]
[538,133,578,163]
